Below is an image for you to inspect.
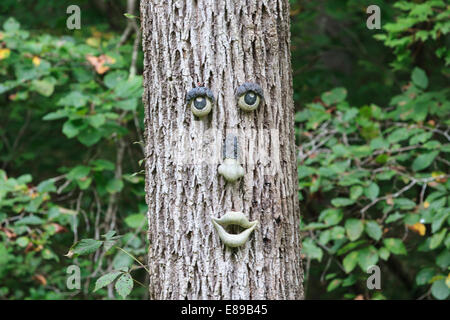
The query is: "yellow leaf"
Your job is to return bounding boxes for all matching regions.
[91,30,102,38]
[408,223,426,236]
[432,171,443,178]
[431,171,447,183]
[446,274,450,288]
[423,201,430,209]
[32,56,41,67]
[86,37,100,47]
[0,48,11,60]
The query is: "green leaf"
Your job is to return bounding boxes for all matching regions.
[102,230,117,240]
[0,243,11,265]
[77,177,92,190]
[115,273,133,299]
[94,272,122,292]
[67,166,90,180]
[343,251,359,273]
[57,91,89,108]
[327,279,342,292]
[430,229,447,250]
[87,114,106,128]
[431,279,449,300]
[72,239,103,255]
[43,109,69,121]
[116,98,138,111]
[330,226,346,240]
[321,87,347,105]
[62,121,81,138]
[432,210,449,233]
[302,238,323,262]
[91,159,115,171]
[416,268,435,286]
[387,128,410,144]
[78,127,102,147]
[318,209,343,226]
[114,76,143,99]
[378,247,390,261]
[37,179,56,193]
[383,238,407,255]
[16,236,29,248]
[124,13,139,19]
[386,212,404,224]
[103,240,119,252]
[394,198,416,210]
[412,151,439,171]
[376,170,396,181]
[112,251,133,269]
[106,178,124,194]
[31,79,55,97]
[364,183,380,201]
[436,250,450,269]
[319,230,331,246]
[104,70,128,89]
[357,246,379,272]
[15,215,44,225]
[336,240,366,256]
[345,219,364,241]
[410,132,433,145]
[350,185,363,200]
[3,17,20,32]
[411,67,429,89]
[331,198,355,207]
[365,220,382,241]
[124,214,147,229]
[342,275,357,287]
[404,214,420,225]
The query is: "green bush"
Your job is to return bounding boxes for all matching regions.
[298,1,449,300]
[0,17,147,299]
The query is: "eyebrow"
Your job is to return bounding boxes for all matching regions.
[235,82,264,99]
[185,86,215,103]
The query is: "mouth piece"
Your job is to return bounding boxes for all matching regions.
[211,211,258,248]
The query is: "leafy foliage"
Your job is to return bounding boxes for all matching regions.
[0,15,147,299]
[295,0,449,300]
[0,0,449,300]
[298,59,449,300]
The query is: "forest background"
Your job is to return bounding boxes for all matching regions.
[0,0,449,300]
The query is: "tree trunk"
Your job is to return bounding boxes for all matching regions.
[141,0,304,299]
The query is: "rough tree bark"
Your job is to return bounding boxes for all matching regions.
[141,0,304,299]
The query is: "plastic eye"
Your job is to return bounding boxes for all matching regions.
[236,82,263,111]
[186,86,214,117]
[238,91,260,111]
[190,96,212,117]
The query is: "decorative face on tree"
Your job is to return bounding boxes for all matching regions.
[186,82,264,248]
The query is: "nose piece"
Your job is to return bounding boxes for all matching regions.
[218,134,244,182]
[218,158,244,182]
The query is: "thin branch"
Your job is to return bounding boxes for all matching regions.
[361,174,449,217]
[116,246,150,275]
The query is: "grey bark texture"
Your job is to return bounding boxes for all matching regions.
[141,0,304,299]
